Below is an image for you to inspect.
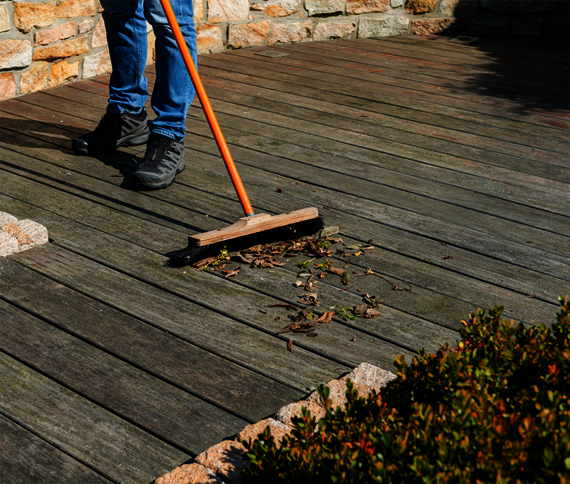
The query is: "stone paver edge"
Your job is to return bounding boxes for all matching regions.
[0,211,49,257]
[154,362,396,484]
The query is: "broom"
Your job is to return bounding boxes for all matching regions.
[159,0,324,265]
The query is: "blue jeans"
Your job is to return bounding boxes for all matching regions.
[100,0,196,141]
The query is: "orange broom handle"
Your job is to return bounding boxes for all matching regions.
[158,0,255,217]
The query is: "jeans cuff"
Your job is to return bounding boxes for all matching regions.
[152,129,183,142]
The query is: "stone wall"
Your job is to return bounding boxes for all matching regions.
[0,0,567,101]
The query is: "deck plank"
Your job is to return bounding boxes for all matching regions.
[0,415,112,484]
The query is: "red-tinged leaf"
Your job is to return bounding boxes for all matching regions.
[223,267,241,278]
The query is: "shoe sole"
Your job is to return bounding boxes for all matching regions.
[72,130,150,155]
[134,159,185,190]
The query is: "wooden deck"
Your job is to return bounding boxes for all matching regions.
[0,35,568,483]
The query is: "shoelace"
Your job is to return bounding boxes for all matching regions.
[140,135,172,168]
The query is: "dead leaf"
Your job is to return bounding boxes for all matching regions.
[314,311,334,324]
[341,273,351,285]
[363,293,384,307]
[259,309,267,314]
[307,332,318,337]
[328,266,346,276]
[305,282,313,291]
[353,251,362,257]
[349,338,356,341]
[299,293,320,306]
[276,188,283,193]
[193,256,217,268]
[319,226,339,238]
[223,267,241,278]
[442,255,453,260]
[275,316,280,321]
[294,281,304,287]
[287,339,293,352]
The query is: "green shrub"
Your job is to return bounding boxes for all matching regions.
[242,297,570,483]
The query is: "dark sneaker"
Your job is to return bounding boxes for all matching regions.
[72,108,150,155]
[133,132,185,189]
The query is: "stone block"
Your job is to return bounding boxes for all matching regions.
[359,16,410,37]
[251,0,300,17]
[33,36,89,61]
[155,463,223,484]
[0,213,18,226]
[78,19,94,34]
[35,22,76,46]
[305,0,344,16]
[195,440,245,484]
[0,73,16,101]
[274,399,326,427]
[347,0,389,15]
[412,17,455,35]
[20,62,50,94]
[268,21,312,44]
[92,18,107,48]
[14,2,55,33]
[207,0,249,23]
[196,23,224,54]
[49,60,79,87]
[194,0,205,22]
[0,40,32,69]
[0,232,19,258]
[55,0,96,18]
[439,0,478,17]
[405,0,438,13]
[0,4,10,33]
[480,0,519,12]
[391,0,404,7]
[306,379,372,409]
[313,20,357,41]
[340,362,396,389]
[520,0,560,12]
[1,220,48,252]
[228,20,271,48]
[83,49,112,77]
[237,418,291,448]
[147,30,156,65]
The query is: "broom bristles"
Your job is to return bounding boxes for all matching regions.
[166,216,324,266]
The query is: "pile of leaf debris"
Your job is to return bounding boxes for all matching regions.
[191,229,412,346]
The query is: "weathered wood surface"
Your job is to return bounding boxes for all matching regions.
[0,36,568,482]
[0,415,112,484]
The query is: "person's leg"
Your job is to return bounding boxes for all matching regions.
[72,0,150,155]
[103,0,150,114]
[144,0,197,140]
[133,0,196,189]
